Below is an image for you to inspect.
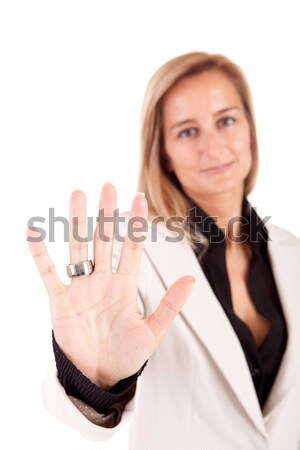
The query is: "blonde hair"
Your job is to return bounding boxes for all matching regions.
[137,51,259,247]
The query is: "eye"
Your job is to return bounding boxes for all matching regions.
[218,117,236,127]
[178,127,198,138]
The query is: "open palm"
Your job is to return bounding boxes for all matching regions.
[27,183,195,389]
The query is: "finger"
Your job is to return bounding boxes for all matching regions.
[69,190,88,264]
[93,183,117,274]
[146,276,195,342]
[117,192,148,276]
[26,227,65,298]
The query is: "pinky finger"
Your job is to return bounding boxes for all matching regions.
[26,227,65,298]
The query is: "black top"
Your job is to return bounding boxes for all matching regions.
[52,196,287,415]
[186,196,287,408]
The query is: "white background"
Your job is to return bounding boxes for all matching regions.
[1,1,300,449]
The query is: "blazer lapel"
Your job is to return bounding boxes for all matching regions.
[262,223,300,417]
[144,223,267,438]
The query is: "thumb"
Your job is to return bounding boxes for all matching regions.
[146,275,195,343]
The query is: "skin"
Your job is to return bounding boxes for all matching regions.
[162,70,271,347]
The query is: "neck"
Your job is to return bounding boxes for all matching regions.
[187,187,245,249]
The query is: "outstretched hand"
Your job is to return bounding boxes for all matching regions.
[27,183,195,389]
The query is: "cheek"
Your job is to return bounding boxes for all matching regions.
[231,128,250,152]
[231,127,252,156]
[234,130,252,174]
[166,146,197,172]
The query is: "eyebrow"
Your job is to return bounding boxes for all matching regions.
[170,106,240,131]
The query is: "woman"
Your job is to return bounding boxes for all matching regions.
[27,52,300,450]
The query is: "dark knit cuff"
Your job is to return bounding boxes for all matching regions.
[52,330,148,415]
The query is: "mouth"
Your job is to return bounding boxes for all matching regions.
[200,161,235,174]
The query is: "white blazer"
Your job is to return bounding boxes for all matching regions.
[43,218,300,450]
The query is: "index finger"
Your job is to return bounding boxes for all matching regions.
[117,193,148,277]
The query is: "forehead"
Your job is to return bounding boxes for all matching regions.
[162,70,242,120]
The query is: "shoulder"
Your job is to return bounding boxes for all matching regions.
[266,221,300,247]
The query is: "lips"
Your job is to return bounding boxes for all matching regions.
[200,161,235,173]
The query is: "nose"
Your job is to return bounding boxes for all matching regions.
[198,130,222,157]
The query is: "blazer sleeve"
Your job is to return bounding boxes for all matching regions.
[42,221,147,441]
[42,357,142,441]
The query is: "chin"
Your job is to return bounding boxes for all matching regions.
[197,180,244,197]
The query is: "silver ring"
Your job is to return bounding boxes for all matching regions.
[66,260,94,278]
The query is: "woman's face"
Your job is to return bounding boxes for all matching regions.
[162,70,252,202]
